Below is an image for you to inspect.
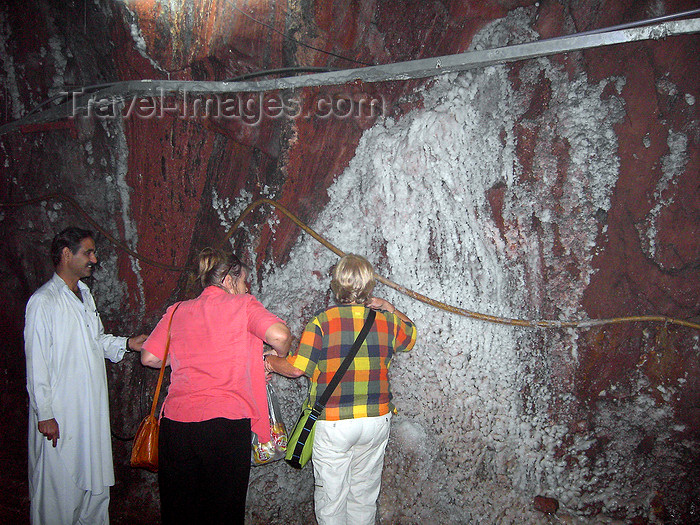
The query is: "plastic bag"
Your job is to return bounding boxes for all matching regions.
[251,381,288,466]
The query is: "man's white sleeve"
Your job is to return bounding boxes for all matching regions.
[97,314,127,363]
[24,296,55,421]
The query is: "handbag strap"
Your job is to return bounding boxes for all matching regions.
[148,302,181,418]
[312,308,376,415]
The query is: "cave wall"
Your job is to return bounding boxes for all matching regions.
[0,0,698,523]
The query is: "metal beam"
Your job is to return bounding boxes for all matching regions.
[1,17,698,136]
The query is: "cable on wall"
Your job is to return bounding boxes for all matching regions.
[2,193,698,331]
[228,2,374,67]
[1,193,183,271]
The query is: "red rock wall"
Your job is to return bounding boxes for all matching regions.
[0,0,698,522]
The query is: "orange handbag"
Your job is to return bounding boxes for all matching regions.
[130,303,180,472]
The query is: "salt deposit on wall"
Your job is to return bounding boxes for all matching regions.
[105,117,146,318]
[641,129,689,261]
[230,9,643,524]
[0,11,26,120]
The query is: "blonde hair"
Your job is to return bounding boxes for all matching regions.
[330,254,376,304]
[196,248,246,289]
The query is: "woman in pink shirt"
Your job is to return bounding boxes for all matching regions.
[141,248,291,524]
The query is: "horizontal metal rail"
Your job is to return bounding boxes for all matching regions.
[0,17,698,136]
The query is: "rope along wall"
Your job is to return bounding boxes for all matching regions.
[3,193,699,331]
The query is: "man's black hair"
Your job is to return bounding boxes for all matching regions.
[51,227,94,267]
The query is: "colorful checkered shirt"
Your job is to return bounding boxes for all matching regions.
[288,304,416,420]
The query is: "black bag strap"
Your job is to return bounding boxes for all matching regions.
[311,308,376,416]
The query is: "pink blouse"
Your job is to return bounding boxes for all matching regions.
[143,286,282,441]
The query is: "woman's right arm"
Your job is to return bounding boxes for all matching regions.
[264,322,292,357]
[266,315,320,378]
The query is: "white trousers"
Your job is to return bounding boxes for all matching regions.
[312,413,392,525]
[29,449,110,525]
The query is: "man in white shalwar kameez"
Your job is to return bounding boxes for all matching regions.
[24,227,147,525]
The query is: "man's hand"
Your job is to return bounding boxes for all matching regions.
[38,418,60,447]
[128,334,148,352]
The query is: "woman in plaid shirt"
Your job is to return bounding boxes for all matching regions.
[266,254,416,525]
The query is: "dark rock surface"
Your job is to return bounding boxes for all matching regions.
[0,1,697,523]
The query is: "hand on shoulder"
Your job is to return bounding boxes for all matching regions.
[365,297,395,313]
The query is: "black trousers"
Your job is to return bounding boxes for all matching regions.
[159,417,251,525]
